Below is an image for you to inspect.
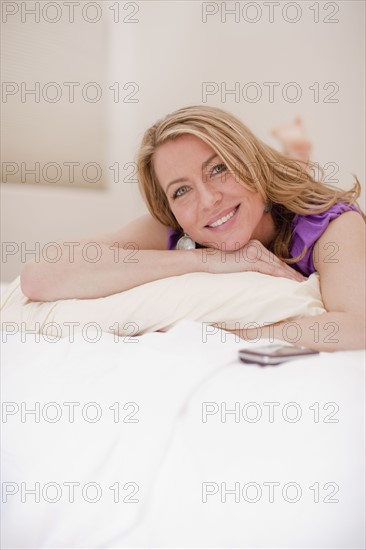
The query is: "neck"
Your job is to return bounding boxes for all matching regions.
[254,212,278,248]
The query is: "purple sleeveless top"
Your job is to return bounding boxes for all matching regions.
[167,203,361,276]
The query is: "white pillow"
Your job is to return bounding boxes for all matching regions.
[0,273,325,338]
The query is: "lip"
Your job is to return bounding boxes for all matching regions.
[205,204,239,229]
[205,204,240,230]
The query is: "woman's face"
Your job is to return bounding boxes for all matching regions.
[153,134,274,251]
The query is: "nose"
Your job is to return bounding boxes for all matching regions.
[197,181,223,210]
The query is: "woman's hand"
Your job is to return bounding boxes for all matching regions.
[199,239,306,282]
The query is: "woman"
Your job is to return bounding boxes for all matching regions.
[21,106,365,350]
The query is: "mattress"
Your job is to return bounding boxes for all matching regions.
[1,282,365,549]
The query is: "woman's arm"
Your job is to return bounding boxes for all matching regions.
[20,246,204,302]
[228,212,366,351]
[20,214,199,301]
[21,214,303,301]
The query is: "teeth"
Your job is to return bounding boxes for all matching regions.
[208,206,238,228]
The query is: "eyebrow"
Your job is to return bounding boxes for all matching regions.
[165,153,219,193]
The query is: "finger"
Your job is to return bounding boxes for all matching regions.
[265,262,303,282]
[244,244,306,282]
[273,259,303,280]
[282,264,306,282]
[276,264,304,281]
[282,264,302,280]
[251,261,292,280]
[289,268,306,282]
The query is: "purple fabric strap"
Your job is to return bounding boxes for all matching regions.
[167,202,361,275]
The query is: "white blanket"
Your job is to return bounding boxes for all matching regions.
[1,315,365,549]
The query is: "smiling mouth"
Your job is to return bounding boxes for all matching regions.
[205,205,239,228]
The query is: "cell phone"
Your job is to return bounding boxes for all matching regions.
[238,344,319,366]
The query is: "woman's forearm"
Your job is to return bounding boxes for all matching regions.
[20,244,204,301]
[226,312,366,352]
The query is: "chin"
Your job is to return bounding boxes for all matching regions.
[199,239,246,252]
[224,241,247,252]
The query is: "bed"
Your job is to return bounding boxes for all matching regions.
[1,280,365,549]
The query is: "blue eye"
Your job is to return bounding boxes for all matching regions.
[172,185,189,200]
[211,163,227,176]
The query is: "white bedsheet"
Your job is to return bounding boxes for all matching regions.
[1,312,365,549]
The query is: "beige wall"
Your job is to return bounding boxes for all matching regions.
[1,0,365,281]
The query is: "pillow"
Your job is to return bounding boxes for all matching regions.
[0,273,325,339]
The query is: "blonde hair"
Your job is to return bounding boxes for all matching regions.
[136,105,363,262]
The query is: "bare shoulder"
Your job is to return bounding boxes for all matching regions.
[312,211,365,316]
[316,210,365,245]
[313,210,365,273]
[89,214,171,250]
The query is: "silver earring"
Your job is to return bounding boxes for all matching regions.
[176,233,196,250]
[264,201,272,213]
